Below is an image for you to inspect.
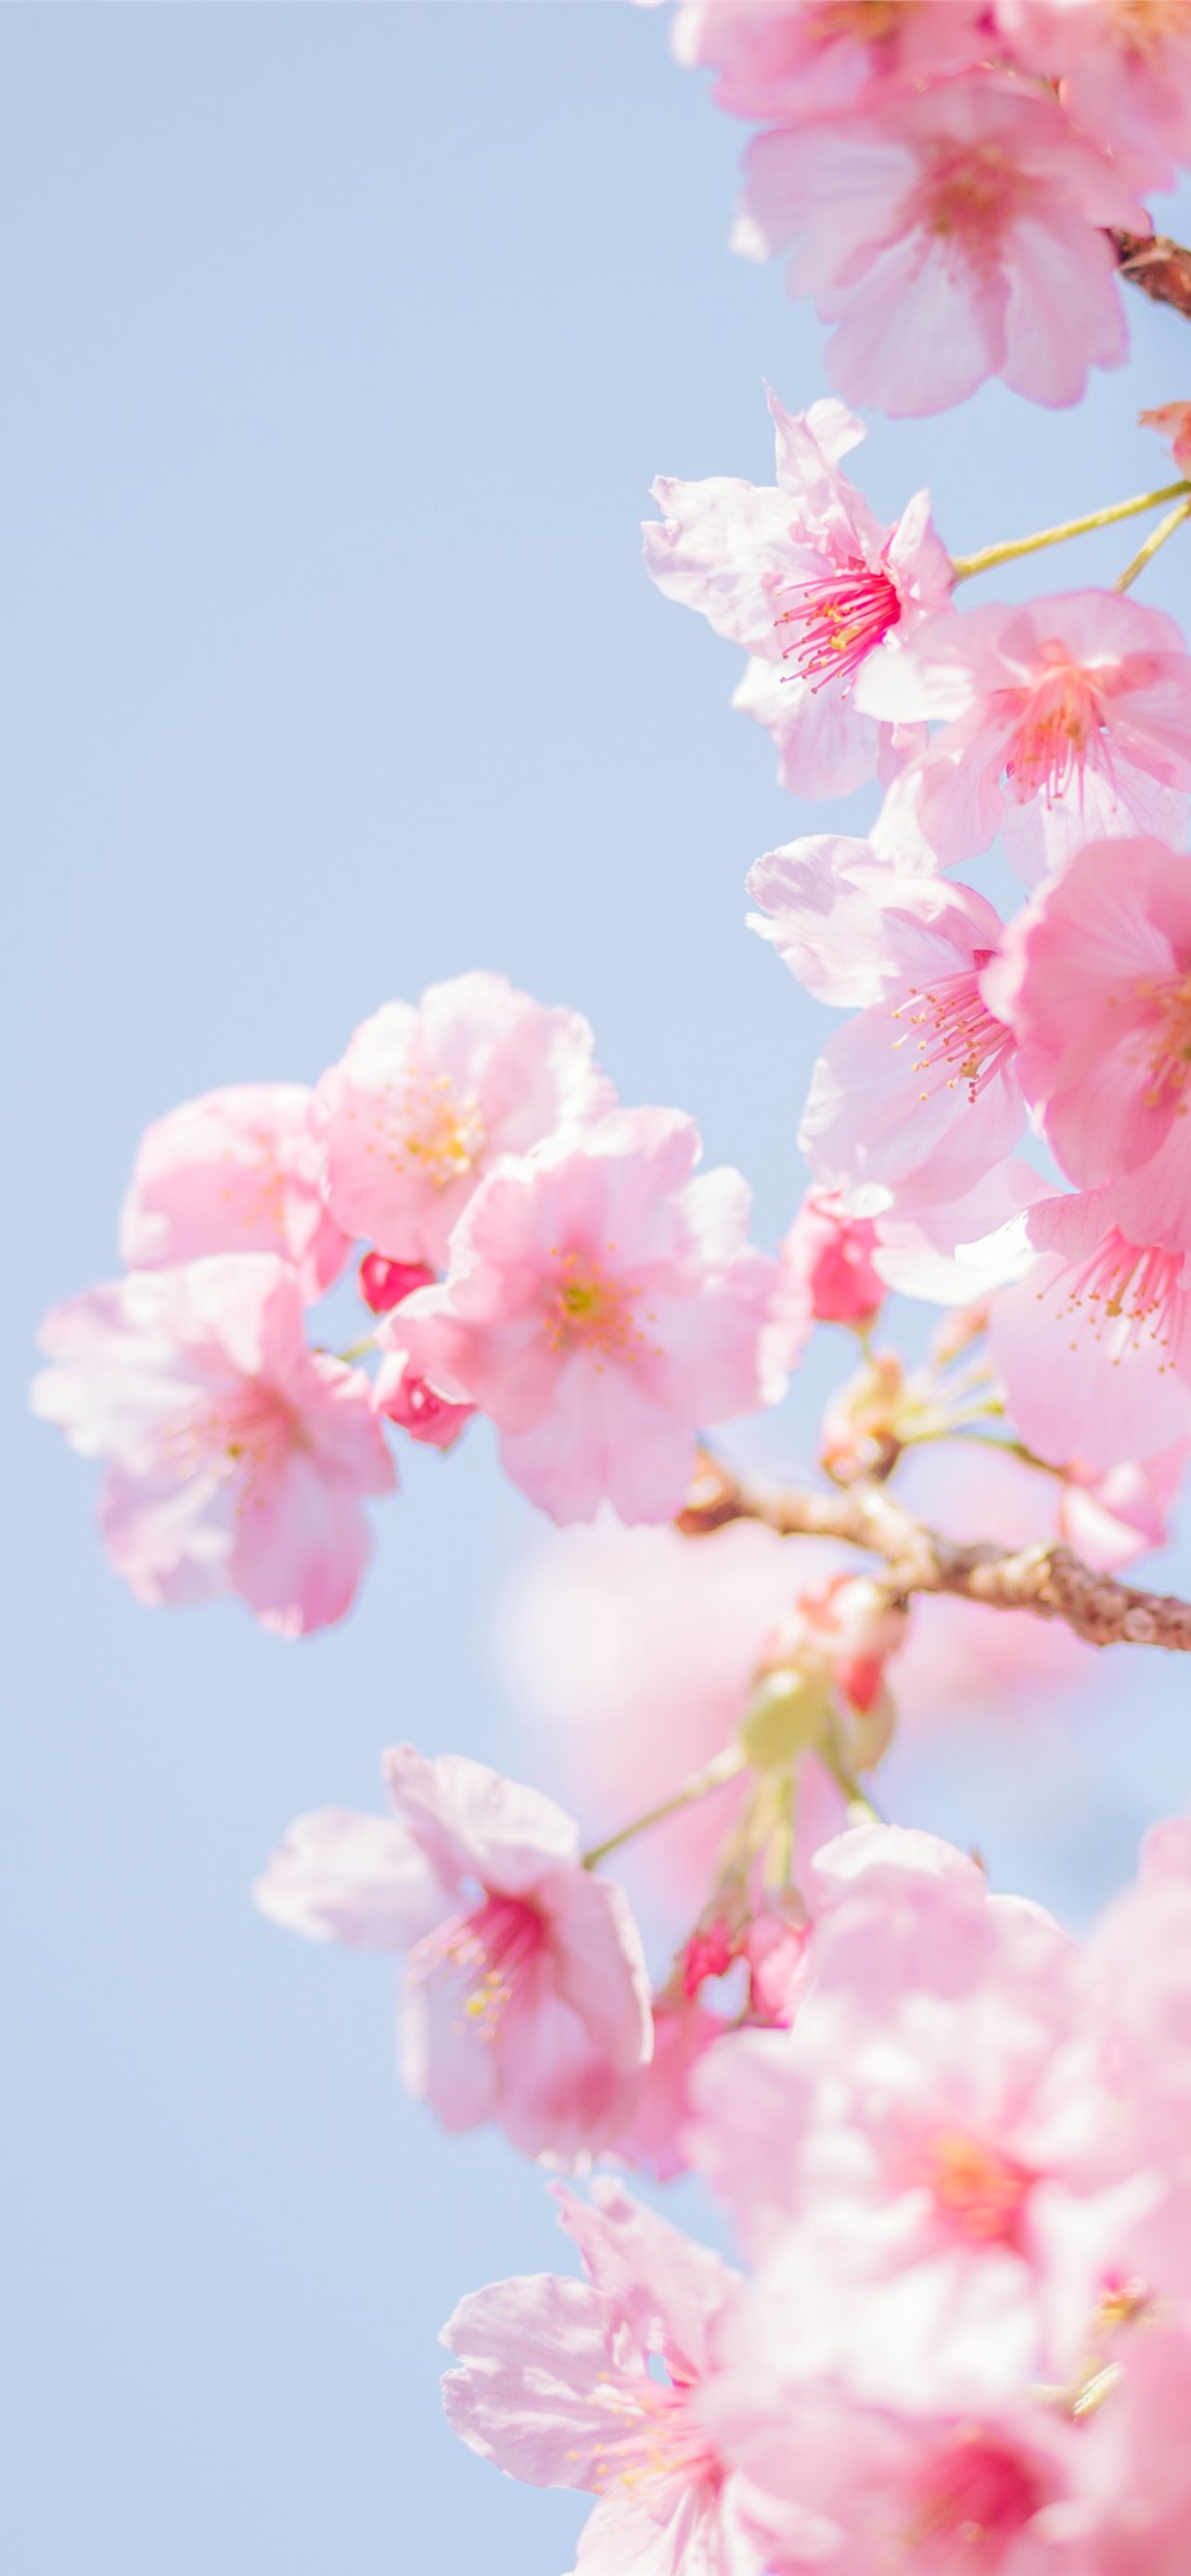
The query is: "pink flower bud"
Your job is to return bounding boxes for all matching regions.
[781,1189,884,1330]
[358,1253,436,1314]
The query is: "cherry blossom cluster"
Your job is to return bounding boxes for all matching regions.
[642,0,1191,414]
[32,974,784,1632]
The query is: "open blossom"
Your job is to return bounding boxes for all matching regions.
[645,389,950,797]
[314,970,614,1270]
[256,1749,652,2160]
[988,1189,1191,1472]
[666,0,992,123]
[735,75,1147,416]
[395,1107,783,1525]
[32,1255,393,1636]
[860,591,1191,880]
[748,836,1022,1215]
[441,2180,765,2576]
[120,1082,352,1304]
[987,836,1191,1250]
[997,0,1191,188]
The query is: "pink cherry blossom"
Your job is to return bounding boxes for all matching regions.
[256,1747,652,2160]
[988,1190,1191,1472]
[645,389,950,797]
[120,1082,352,1304]
[748,835,1022,1214]
[314,970,614,1270]
[860,592,1191,880]
[1141,399,1191,476]
[395,1107,783,1525]
[997,0,1191,188]
[610,1996,725,2183]
[372,1346,476,1449]
[357,1252,436,1314]
[689,1824,1101,2290]
[1057,1447,1186,1573]
[667,0,992,123]
[735,75,1147,416]
[32,1255,394,1636]
[441,2179,766,2576]
[986,836,1191,1247]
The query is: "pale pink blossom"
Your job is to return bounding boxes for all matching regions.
[1057,1447,1186,1572]
[372,1346,476,1449]
[668,0,992,123]
[748,835,1022,1214]
[1141,399,1191,476]
[314,971,614,1270]
[861,592,1191,880]
[997,0,1191,187]
[395,1108,783,1525]
[986,835,1191,1246]
[610,1997,725,2184]
[735,76,1147,416]
[120,1082,351,1304]
[690,1824,1101,2289]
[32,1255,394,1635]
[644,390,950,797]
[988,1189,1191,1471]
[441,2180,766,2576]
[256,1748,652,2161]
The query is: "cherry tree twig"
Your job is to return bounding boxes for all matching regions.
[1113,229,1191,323]
[676,1454,1191,1654]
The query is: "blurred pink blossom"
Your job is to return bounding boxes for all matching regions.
[667,0,992,123]
[997,0,1191,187]
[121,1081,351,1305]
[32,1255,393,1635]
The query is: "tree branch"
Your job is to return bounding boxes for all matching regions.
[1113,229,1191,323]
[676,1455,1191,1653]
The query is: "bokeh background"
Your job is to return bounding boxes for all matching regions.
[6,9,1191,2571]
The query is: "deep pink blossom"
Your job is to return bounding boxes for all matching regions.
[668,0,992,123]
[997,0,1191,188]
[735,76,1146,416]
[395,1108,783,1525]
[988,1190,1191,1472]
[314,971,614,1269]
[644,389,950,797]
[861,592,1191,880]
[441,2180,765,2576]
[256,1748,652,2160]
[32,1255,394,1635]
[987,835,1191,1248]
[357,1253,435,1314]
[372,1346,476,1449]
[120,1082,351,1304]
[775,1189,884,1342]
[748,835,1022,1214]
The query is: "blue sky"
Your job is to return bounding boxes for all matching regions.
[6,10,1191,2572]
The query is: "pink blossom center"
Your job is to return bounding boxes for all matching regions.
[1004,661,1108,806]
[1115,0,1189,61]
[776,555,901,693]
[544,1248,651,1364]
[902,2429,1045,2562]
[813,0,909,37]
[588,2367,721,2515]
[908,144,1033,268]
[412,1893,545,2040]
[920,2130,1033,2246]
[1134,969,1191,1111]
[1044,1230,1185,1369]
[168,1384,295,1497]
[891,963,1017,1105]
[378,1065,486,1188]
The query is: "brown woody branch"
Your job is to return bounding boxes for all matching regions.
[676,1455,1191,1653]
[1113,230,1191,324]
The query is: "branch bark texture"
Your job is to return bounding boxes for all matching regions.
[1113,229,1191,322]
[677,1456,1191,1654]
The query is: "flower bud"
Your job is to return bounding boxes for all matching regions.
[358,1253,436,1314]
[739,1664,834,1771]
[780,1189,884,1331]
